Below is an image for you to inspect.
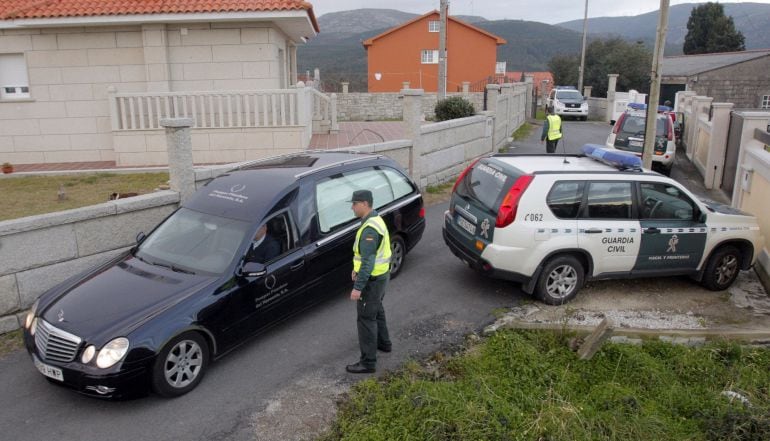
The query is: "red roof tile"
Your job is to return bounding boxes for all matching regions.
[1,1,318,32]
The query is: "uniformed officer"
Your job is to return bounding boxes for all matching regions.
[541,106,563,153]
[346,189,393,374]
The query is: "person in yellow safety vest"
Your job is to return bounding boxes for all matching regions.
[541,106,563,154]
[346,189,393,374]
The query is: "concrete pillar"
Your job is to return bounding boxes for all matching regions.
[462,81,470,94]
[686,96,713,159]
[313,68,320,83]
[731,110,770,207]
[500,83,513,95]
[703,102,735,189]
[161,118,195,203]
[330,93,339,134]
[606,74,619,123]
[584,86,593,98]
[674,90,695,112]
[402,89,424,186]
[524,75,534,118]
[486,84,501,152]
[341,82,349,94]
[540,79,549,110]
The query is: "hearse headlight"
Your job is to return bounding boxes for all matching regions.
[81,345,96,364]
[25,299,39,329]
[30,318,38,336]
[96,338,130,369]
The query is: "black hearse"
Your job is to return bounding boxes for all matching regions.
[23,152,425,399]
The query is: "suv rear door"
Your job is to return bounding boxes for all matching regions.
[446,159,520,260]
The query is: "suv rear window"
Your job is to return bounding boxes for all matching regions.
[456,160,520,211]
[547,181,585,218]
[619,114,667,137]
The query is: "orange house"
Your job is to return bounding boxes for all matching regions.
[363,11,506,93]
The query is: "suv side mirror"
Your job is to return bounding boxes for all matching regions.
[237,261,266,278]
[136,232,146,244]
[698,211,707,224]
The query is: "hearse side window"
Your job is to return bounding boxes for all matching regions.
[381,167,414,200]
[582,182,632,219]
[316,168,398,233]
[547,181,584,219]
[248,212,295,264]
[639,182,696,220]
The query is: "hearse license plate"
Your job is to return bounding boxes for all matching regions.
[456,216,476,235]
[34,356,63,382]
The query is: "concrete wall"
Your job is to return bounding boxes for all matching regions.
[587,97,608,121]
[418,115,492,187]
[686,56,770,109]
[0,22,293,166]
[336,91,484,121]
[0,191,179,333]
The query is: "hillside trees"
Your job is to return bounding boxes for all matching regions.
[548,38,652,96]
[683,2,745,54]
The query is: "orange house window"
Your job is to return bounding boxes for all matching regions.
[428,21,440,32]
[421,50,439,64]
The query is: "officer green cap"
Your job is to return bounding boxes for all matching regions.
[349,189,373,205]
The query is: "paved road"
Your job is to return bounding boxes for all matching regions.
[0,202,521,441]
[509,119,611,154]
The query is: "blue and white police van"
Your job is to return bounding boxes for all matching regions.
[443,145,764,304]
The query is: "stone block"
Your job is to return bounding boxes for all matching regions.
[49,83,94,101]
[0,316,19,334]
[0,225,78,276]
[0,203,116,237]
[0,119,40,136]
[65,100,110,118]
[16,248,129,309]
[146,133,168,152]
[74,207,173,256]
[61,66,120,84]
[117,151,169,167]
[182,29,240,46]
[39,117,97,135]
[96,117,113,133]
[171,80,214,91]
[87,47,144,66]
[0,35,32,51]
[116,31,142,48]
[114,191,179,214]
[69,133,112,150]
[191,133,210,150]
[1,151,45,164]
[243,61,271,78]
[0,101,67,119]
[26,50,88,68]
[31,34,57,50]
[0,136,12,153]
[183,62,243,81]
[212,44,273,62]
[273,131,301,148]
[13,134,71,151]
[168,46,213,63]
[0,275,20,315]
[114,134,149,153]
[119,65,146,83]
[241,28,269,44]
[28,67,62,85]
[57,32,116,50]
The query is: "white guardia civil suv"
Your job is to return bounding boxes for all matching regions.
[443,145,764,304]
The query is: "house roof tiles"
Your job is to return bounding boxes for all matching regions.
[1,0,318,31]
[363,10,506,47]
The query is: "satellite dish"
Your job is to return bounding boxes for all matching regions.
[374,72,382,81]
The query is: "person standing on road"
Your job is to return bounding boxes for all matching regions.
[346,190,393,374]
[541,106,563,154]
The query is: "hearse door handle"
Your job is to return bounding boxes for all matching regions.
[290,260,305,271]
[644,227,661,234]
[584,228,603,234]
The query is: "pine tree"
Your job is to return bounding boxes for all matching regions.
[683,2,745,55]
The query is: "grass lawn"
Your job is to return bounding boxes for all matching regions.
[0,330,23,358]
[0,172,169,222]
[512,122,535,142]
[321,330,770,441]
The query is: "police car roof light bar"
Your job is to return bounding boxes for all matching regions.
[581,144,643,171]
[627,102,673,113]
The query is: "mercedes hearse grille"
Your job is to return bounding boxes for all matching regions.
[35,319,82,363]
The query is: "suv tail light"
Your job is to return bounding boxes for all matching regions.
[496,175,534,228]
[667,116,674,141]
[612,113,626,134]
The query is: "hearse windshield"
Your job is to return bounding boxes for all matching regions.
[135,208,252,275]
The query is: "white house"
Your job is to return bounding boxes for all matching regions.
[0,0,321,167]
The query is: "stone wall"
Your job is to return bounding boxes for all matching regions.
[687,56,770,109]
[335,91,485,121]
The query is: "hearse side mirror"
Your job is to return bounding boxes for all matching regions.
[136,232,146,244]
[609,120,616,126]
[237,261,266,278]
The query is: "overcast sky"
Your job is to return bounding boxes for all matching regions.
[310,0,770,24]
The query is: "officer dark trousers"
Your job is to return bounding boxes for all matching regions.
[546,138,559,153]
[356,275,391,368]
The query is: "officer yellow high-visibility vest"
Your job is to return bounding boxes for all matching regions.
[353,215,391,276]
[546,114,562,141]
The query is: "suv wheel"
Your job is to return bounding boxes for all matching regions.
[701,246,741,291]
[536,255,584,305]
[389,235,406,279]
[152,332,209,398]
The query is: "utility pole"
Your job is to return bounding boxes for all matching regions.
[642,0,670,170]
[577,0,588,93]
[438,0,448,100]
